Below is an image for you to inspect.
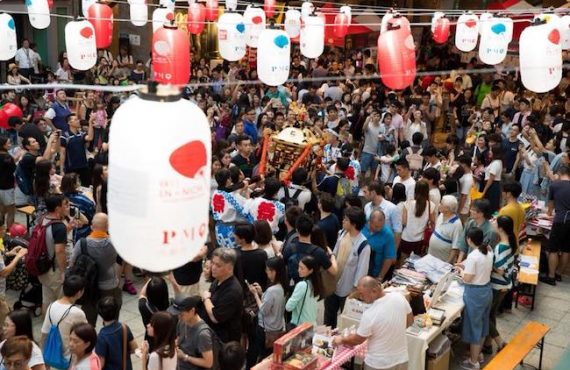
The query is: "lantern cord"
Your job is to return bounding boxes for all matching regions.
[2,63,569,92]
[0,7,540,27]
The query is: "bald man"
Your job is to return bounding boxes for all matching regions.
[70,213,122,325]
[332,277,413,370]
[362,210,396,282]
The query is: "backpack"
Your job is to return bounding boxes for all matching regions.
[43,304,73,369]
[25,217,61,277]
[15,158,33,196]
[67,238,99,304]
[335,175,352,209]
[405,147,424,171]
[195,323,222,370]
[281,187,303,207]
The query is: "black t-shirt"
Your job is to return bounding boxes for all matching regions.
[173,260,203,286]
[238,248,268,289]
[19,152,37,187]
[0,152,16,190]
[549,180,570,224]
[231,153,257,179]
[201,276,243,343]
[317,214,341,249]
[18,123,47,152]
[502,138,520,173]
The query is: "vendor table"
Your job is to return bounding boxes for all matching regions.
[516,239,541,310]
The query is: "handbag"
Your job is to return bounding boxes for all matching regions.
[422,200,433,254]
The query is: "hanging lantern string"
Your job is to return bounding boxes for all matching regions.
[2,63,568,92]
[0,7,540,27]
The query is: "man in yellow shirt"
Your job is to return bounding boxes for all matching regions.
[499,182,525,238]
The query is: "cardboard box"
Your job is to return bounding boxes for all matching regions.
[273,323,314,364]
[427,347,450,370]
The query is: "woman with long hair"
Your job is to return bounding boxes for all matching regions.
[141,312,177,370]
[247,257,287,365]
[285,256,323,327]
[0,311,45,370]
[485,216,517,354]
[481,144,503,213]
[18,96,36,123]
[400,180,436,261]
[0,136,16,229]
[91,164,108,213]
[32,160,56,220]
[455,227,494,370]
[68,323,100,370]
[138,277,170,352]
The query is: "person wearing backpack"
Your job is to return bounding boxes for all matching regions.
[16,136,57,201]
[324,207,370,328]
[70,213,121,326]
[169,296,216,370]
[40,275,88,369]
[276,168,313,211]
[29,194,70,314]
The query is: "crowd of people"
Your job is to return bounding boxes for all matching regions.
[0,32,569,370]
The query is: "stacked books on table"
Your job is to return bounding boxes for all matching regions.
[427,307,446,326]
[392,268,427,288]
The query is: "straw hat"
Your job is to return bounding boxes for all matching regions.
[8,63,18,71]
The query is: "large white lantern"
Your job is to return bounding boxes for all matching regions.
[455,13,479,52]
[300,14,324,59]
[244,5,266,48]
[257,29,290,86]
[218,11,246,61]
[65,20,97,71]
[284,9,301,38]
[479,17,510,65]
[562,15,570,50]
[301,1,314,19]
[226,0,237,11]
[0,13,17,61]
[152,6,174,33]
[82,0,97,17]
[26,0,50,30]
[479,12,492,35]
[160,0,175,11]
[129,0,148,26]
[520,22,562,93]
[108,87,211,272]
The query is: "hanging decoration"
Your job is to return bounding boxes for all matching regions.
[284,9,301,38]
[65,20,97,71]
[205,0,219,22]
[380,10,393,33]
[152,6,174,33]
[257,28,290,86]
[455,13,479,52]
[244,5,266,48]
[87,2,113,49]
[187,1,206,35]
[377,17,416,90]
[264,0,276,18]
[82,0,97,17]
[0,13,17,61]
[431,12,449,44]
[108,86,211,272]
[478,17,510,65]
[218,10,246,61]
[26,0,50,29]
[300,13,324,59]
[519,20,562,93]
[159,0,175,12]
[226,0,237,12]
[152,22,191,85]
[0,103,23,129]
[129,0,147,27]
[479,12,492,35]
[562,15,570,50]
[334,6,351,39]
[301,1,314,19]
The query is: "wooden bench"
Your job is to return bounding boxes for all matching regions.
[484,321,550,370]
[16,205,35,230]
[515,239,541,310]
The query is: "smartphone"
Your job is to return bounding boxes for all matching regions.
[543,153,549,161]
[245,279,250,286]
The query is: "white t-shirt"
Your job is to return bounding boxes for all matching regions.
[393,176,416,200]
[429,188,441,210]
[0,340,44,370]
[402,200,435,242]
[357,293,411,369]
[459,173,474,215]
[463,248,494,285]
[41,301,88,358]
[484,160,503,181]
[148,352,178,370]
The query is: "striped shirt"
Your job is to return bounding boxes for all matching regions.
[491,242,515,290]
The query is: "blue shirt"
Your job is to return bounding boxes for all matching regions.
[243,120,258,144]
[61,131,88,171]
[362,224,396,277]
[95,321,134,370]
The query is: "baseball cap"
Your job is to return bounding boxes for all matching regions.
[167,296,202,315]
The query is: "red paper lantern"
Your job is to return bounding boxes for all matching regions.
[334,13,350,38]
[87,2,113,49]
[264,0,276,18]
[0,103,23,128]
[205,0,218,21]
[377,20,416,90]
[187,2,206,35]
[152,23,191,86]
[432,14,450,44]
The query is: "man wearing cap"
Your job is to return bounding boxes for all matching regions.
[169,296,215,370]
[200,248,243,343]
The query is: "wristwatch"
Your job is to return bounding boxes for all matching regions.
[185,354,190,363]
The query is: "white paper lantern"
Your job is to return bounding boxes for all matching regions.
[300,14,324,59]
[301,1,314,19]
[340,5,352,24]
[152,6,173,33]
[65,20,97,71]
[129,0,148,26]
[108,89,211,272]
[284,9,301,38]
[479,17,510,65]
[0,13,17,61]
[26,0,50,30]
[381,11,393,33]
[159,0,175,11]
[218,11,246,61]
[479,12,492,35]
[258,29,290,86]
[244,5,266,48]
[520,22,562,93]
[455,13,479,52]
[503,17,514,43]
[226,0,237,12]
[561,15,570,50]
[82,0,97,17]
